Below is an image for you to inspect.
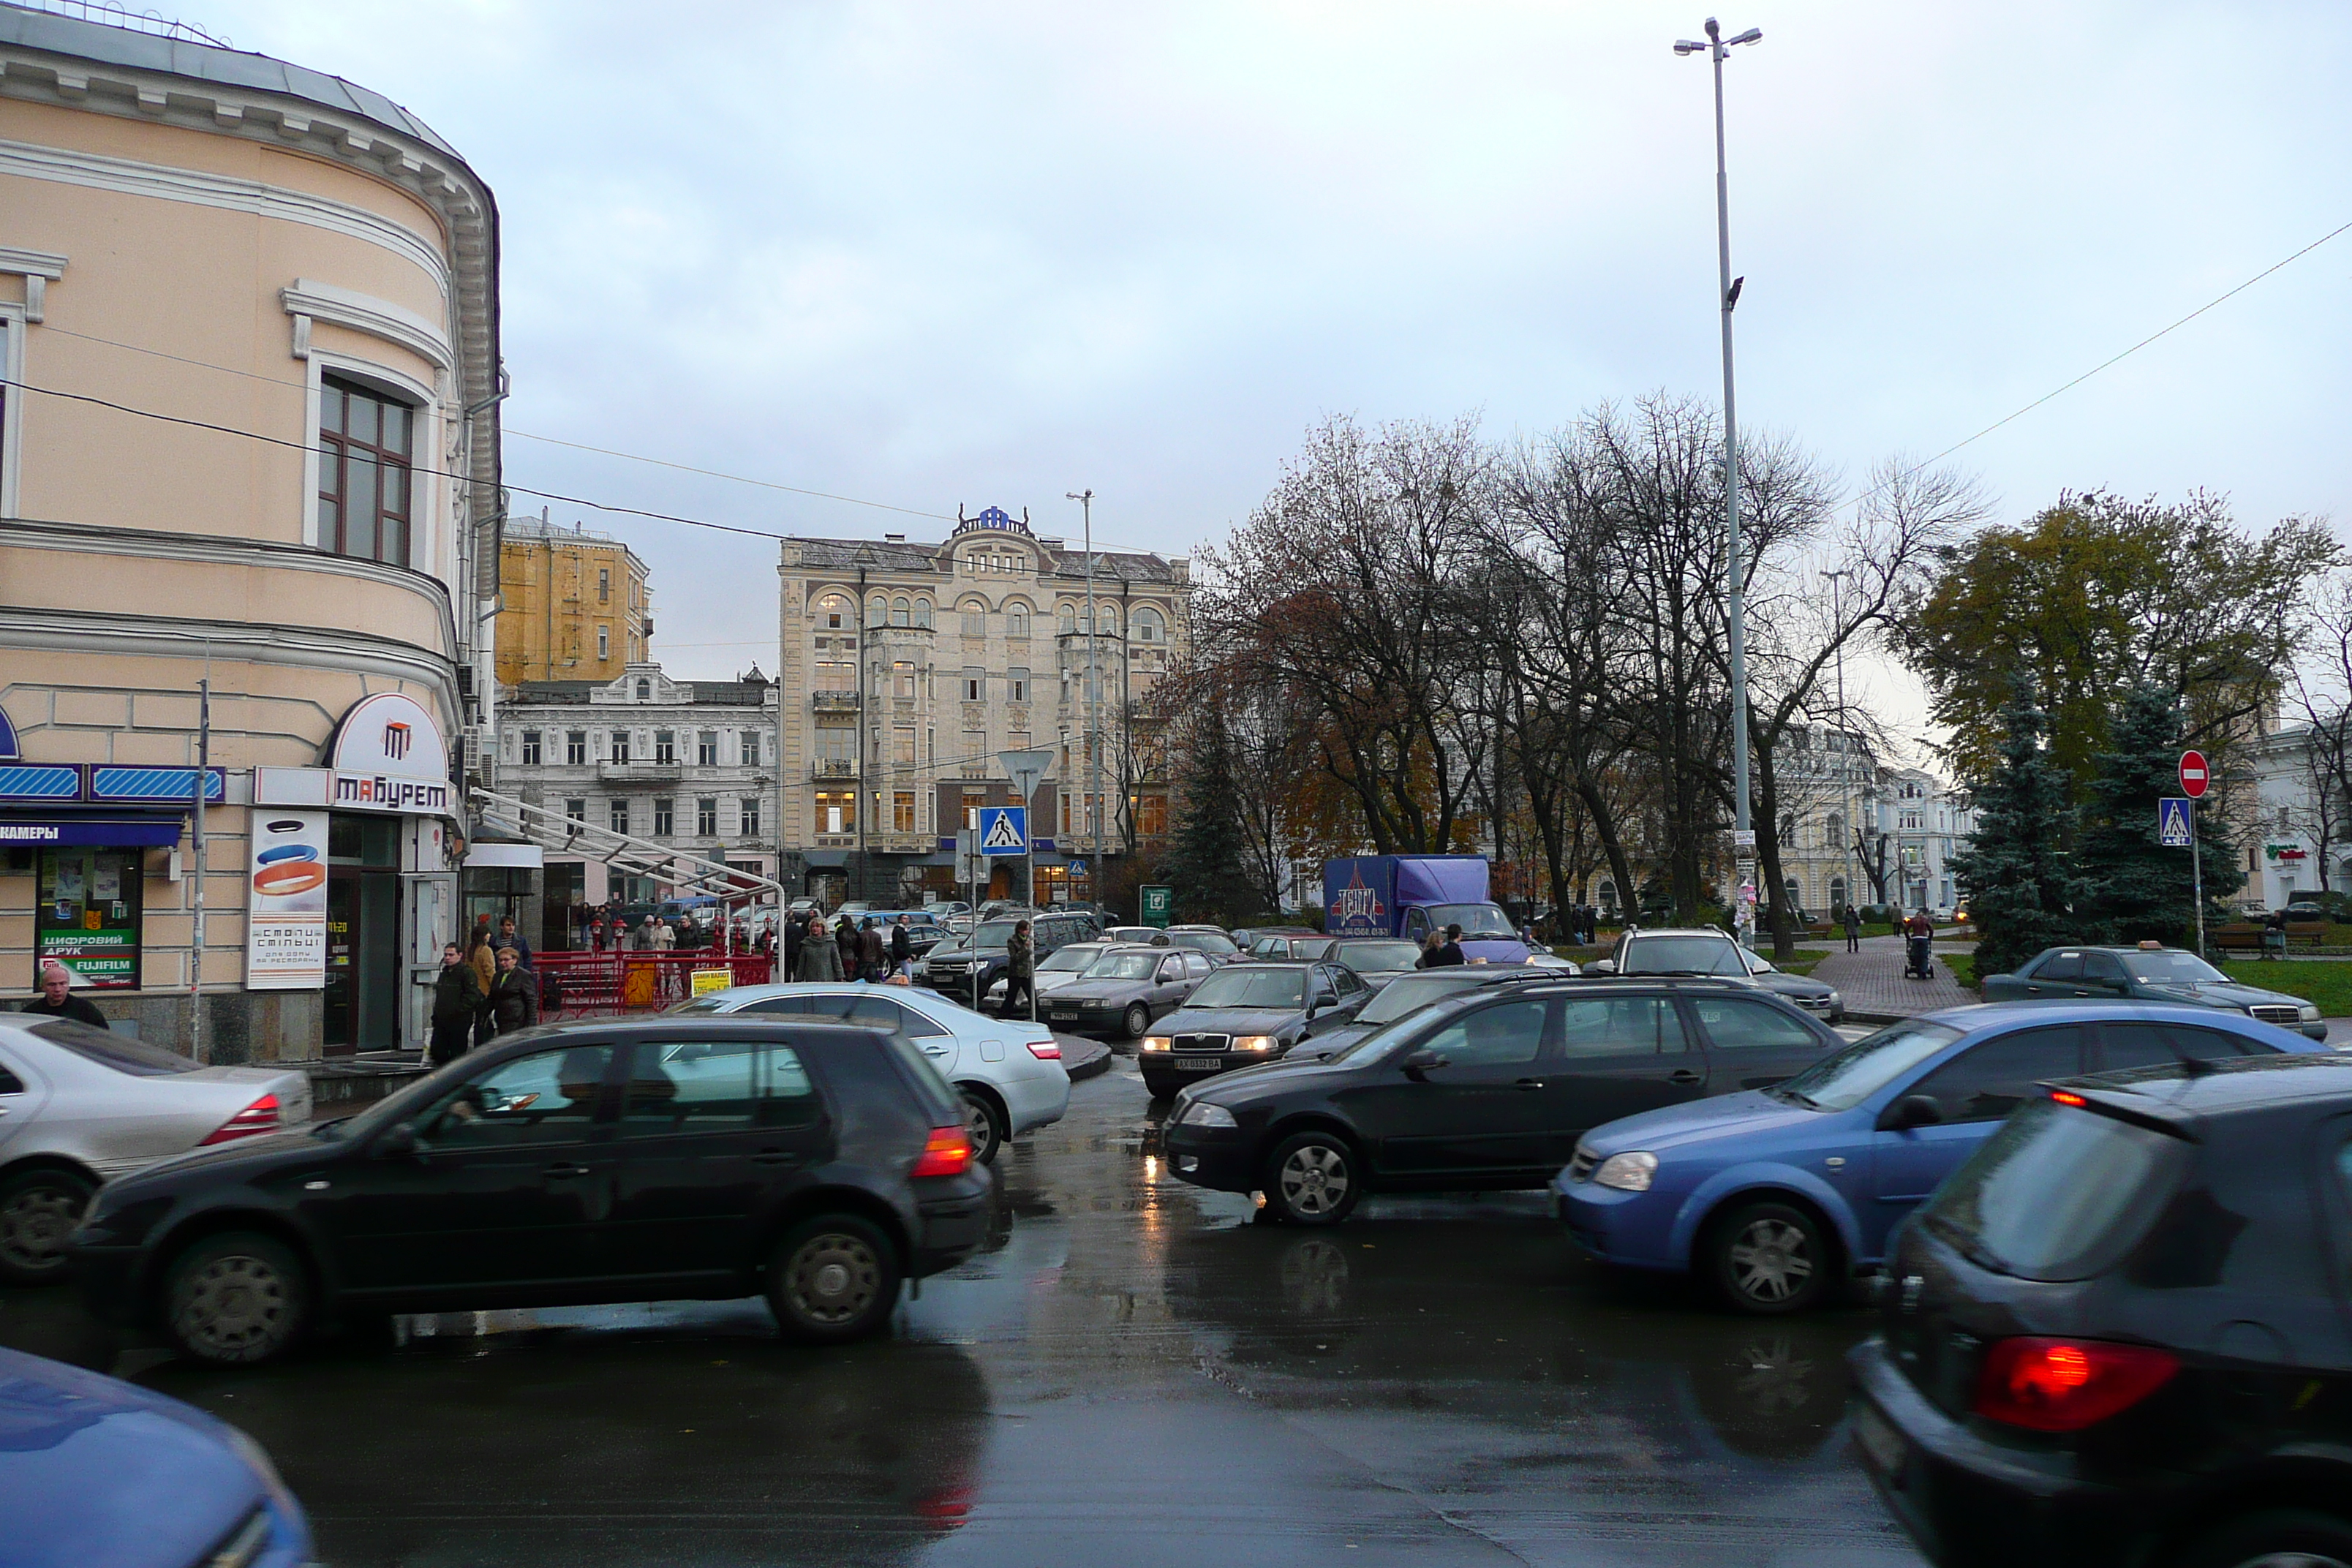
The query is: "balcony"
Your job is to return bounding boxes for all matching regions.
[810,760,860,780]
[598,760,684,782]
[812,690,860,713]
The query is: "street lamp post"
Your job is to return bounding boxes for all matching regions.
[1676,17,1762,932]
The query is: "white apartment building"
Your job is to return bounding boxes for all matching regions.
[495,663,778,935]
[775,507,1190,906]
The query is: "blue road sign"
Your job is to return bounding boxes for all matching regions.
[979,806,1028,855]
[2158,796,2193,848]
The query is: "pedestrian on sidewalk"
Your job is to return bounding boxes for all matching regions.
[835,917,860,979]
[497,915,533,968]
[797,918,843,981]
[467,922,499,1049]
[890,914,913,973]
[430,943,482,1066]
[649,917,676,952]
[858,917,885,981]
[1901,908,1935,981]
[489,946,538,1034]
[1842,904,1862,953]
[783,913,805,978]
[18,960,108,1028]
[1003,919,1036,1017]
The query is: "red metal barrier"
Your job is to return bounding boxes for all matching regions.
[535,950,774,1017]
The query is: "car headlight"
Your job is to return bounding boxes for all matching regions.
[1233,1035,1278,1052]
[1826,990,1842,1007]
[1142,1035,1172,1052]
[2300,1003,2322,1022]
[1180,1100,1237,1128]
[1592,1151,1659,1193]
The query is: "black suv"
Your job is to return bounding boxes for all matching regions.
[69,1016,992,1365]
[1163,976,1840,1224]
[1850,1055,2352,1568]
[921,911,1091,1009]
[1137,960,1373,1096]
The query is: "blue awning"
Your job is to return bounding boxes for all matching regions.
[0,814,185,848]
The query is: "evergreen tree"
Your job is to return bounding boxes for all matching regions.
[1948,681,2088,979]
[2075,685,2242,947]
[1161,704,1263,927]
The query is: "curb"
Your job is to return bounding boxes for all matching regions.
[1055,1032,1115,1082]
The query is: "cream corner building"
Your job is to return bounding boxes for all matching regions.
[0,7,502,1059]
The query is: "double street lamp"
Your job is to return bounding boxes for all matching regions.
[1676,17,1762,931]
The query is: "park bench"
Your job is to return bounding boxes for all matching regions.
[2212,921,2327,953]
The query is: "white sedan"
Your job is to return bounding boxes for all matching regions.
[673,982,1069,1164]
[0,1017,312,1284]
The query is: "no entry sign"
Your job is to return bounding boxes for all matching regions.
[2179,750,2210,799]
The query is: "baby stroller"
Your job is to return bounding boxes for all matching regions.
[1904,930,1934,981]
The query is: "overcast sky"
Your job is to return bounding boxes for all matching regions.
[200,0,2352,750]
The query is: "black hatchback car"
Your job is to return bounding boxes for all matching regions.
[69,1016,992,1365]
[1849,1055,2352,1568]
[1137,960,1373,1097]
[1164,977,1841,1224]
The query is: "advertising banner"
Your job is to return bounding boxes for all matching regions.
[34,846,143,989]
[246,810,329,990]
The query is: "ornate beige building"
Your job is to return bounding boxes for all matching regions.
[774,508,1188,906]
[0,7,501,1058]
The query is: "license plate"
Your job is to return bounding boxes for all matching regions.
[1850,1398,1908,1478]
[1175,1057,1224,1071]
[1051,1011,1079,1022]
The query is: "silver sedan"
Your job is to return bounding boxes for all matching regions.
[0,1017,312,1284]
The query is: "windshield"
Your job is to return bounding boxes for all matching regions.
[1187,969,1308,1010]
[1621,935,1745,976]
[1772,1019,1964,1111]
[1355,971,1497,1025]
[26,1020,200,1075]
[1040,945,1106,973]
[1921,1098,2190,1281]
[973,921,1020,948]
[1087,953,1164,981]
[1424,903,1517,939]
[1167,931,1238,956]
[2122,951,2226,984]
[1336,940,1423,974]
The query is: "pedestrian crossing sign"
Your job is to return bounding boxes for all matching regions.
[979,806,1028,855]
[2158,796,2193,848]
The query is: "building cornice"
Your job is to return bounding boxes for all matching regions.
[284,276,452,370]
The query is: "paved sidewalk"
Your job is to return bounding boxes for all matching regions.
[1812,932,1975,1022]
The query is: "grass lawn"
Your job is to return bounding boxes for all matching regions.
[2217,960,2352,1017]
[1945,954,1978,988]
[1775,948,1833,977]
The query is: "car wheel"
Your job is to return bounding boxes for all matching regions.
[0,1167,96,1285]
[960,1088,1005,1165]
[163,1232,311,1365]
[1263,1131,1360,1226]
[1124,1003,1152,1040]
[1141,1071,1181,1098]
[766,1214,901,1345]
[2174,1510,2352,1568]
[1708,1200,1832,1315]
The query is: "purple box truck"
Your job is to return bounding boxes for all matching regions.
[1322,855,1548,965]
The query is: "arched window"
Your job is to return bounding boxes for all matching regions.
[1098,603,1120,636]
[1006,603,1030,638]
[913,598,932,629]
[635,679,649,701]
[866,595,886,627]
[891,597,911,627]
[1830,875,1848,911]
[817,593,849,630]
[1783,877,1801,913]
[1133,606,1164,644]
[961,599,987,636]
[1058,603,1077,636]
[1597,879,1618,913]
[1825,811,1844,848]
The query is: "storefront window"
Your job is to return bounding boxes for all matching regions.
[35,847,143,989]
[323,815,399,1055]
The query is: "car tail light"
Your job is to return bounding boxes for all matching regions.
[1027,1036,1061,1059]
[197,1093,283,1146]
[1972,1336,2179,1432]
[912,1125,973,1177]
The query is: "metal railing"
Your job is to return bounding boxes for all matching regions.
[11,0,230,47]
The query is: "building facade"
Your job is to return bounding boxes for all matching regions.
[0,7,500,1059]
[2249,723,2349,911]
[775,508,1188,906]
[492,511,653,685]
[497,664,778,939]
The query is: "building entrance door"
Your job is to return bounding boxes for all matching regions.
[323,815,401,1056]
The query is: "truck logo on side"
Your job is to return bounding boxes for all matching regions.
[1330,872,1386,932]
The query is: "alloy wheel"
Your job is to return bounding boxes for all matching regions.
[0,1183,83,1277]
[1278,1144,1351,1218]
[174,1253,293,1359]
[784,1232,884,1327]
[1727,1218,1814,1305]
[962,1091,1001,1163]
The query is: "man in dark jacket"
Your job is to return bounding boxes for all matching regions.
[889,915,913,973]
[834,917,859,979]
[488,946,538,1034]
[783,914,805,979]
[1003,920,1036,1017]
[430,943,483,1066]
[857,918,886,981]
[19,961,108,1028]
[497,916,533,968]
[1426,924,1467,968]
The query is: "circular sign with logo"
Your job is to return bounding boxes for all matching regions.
[2179,750,2210,799]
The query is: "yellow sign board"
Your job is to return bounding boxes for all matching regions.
[690,968,735,998]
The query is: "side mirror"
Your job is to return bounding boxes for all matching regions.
[1402,1049,1450,1080]
[1879,1094,1944,1132]
[1588,959,1618,976]
[373,1122,427,1161]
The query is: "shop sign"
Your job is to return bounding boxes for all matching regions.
[246,810,328,990]
[690,968,735,998]
[34,846,143,990]
[329,772,453,814]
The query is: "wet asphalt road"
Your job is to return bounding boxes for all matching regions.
[0,1055,1924,1568]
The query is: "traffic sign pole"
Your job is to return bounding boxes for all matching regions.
[2180,753,2210,958]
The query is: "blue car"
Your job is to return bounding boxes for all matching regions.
[1553,1001,2313,1314]
[0,1346,313,1567]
